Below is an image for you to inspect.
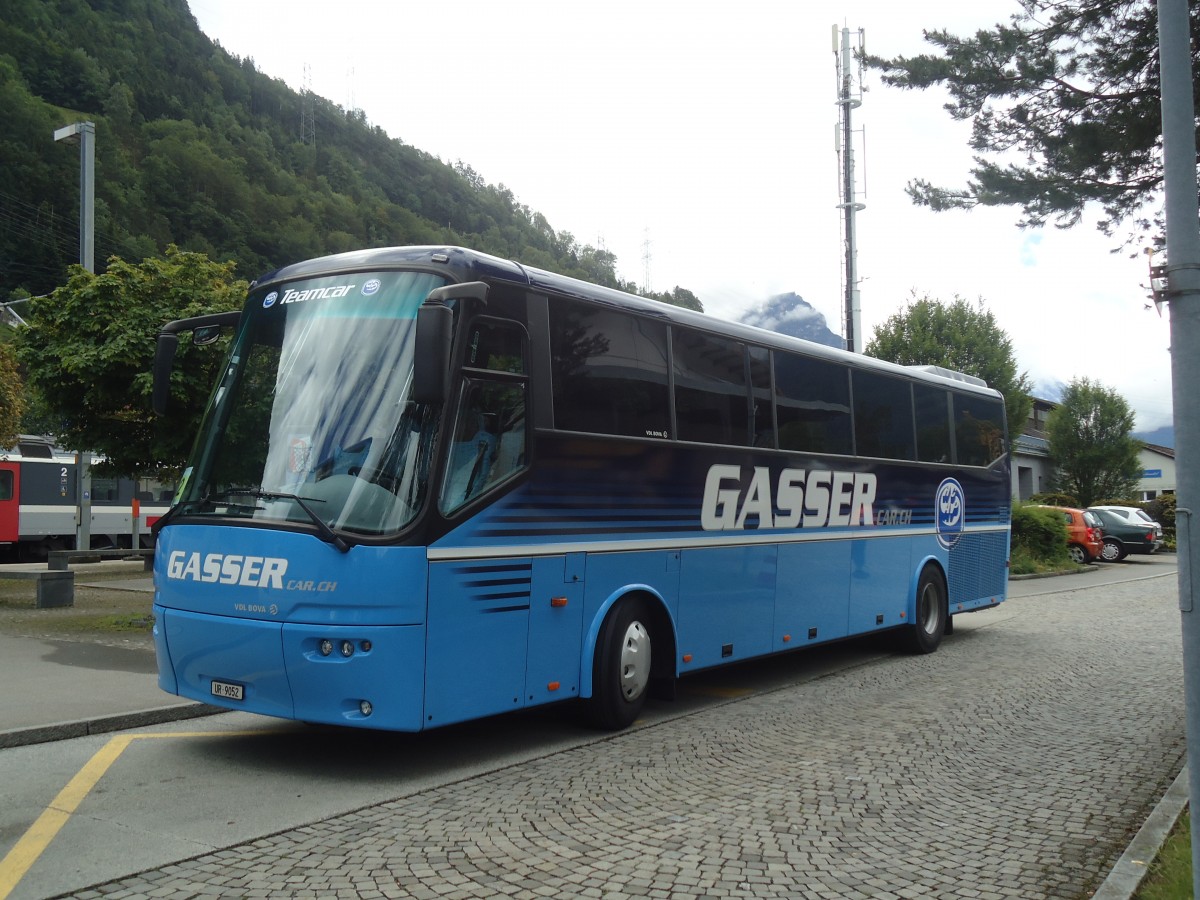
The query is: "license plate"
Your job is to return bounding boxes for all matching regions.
[210,680,244,701]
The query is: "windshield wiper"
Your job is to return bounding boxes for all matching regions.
[228,488,352,553]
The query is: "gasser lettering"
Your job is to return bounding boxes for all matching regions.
[700,464,878,531]
[166,550,288,589]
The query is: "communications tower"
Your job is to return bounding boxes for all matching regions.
[834,25,866,353]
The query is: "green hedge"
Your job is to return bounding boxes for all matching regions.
[1011,503,1070,569]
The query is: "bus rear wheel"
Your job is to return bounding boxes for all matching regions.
[588,598,652,730]
[904,566,947,655]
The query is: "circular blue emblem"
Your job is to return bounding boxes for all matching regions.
[263,291,279,309]
[935,477,966,550]
[361,279,381,296]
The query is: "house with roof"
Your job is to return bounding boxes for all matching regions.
[1010,398,1176,501]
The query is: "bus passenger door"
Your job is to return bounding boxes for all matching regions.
[525,554,584,706]
[0,462,17,545]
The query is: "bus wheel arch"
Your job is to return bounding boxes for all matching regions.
[586,590,675,730]
[903,561,948,655]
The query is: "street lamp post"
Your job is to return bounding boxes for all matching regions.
[53,121,96,551]
[52,121,95,274]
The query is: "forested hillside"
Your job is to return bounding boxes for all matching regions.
[0,0,679,303]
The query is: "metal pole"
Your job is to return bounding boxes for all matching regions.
[52,121,95,273]
[1155,0,1200,893]
[835,26,864,353]
[75,452,91,552]
[79,121,94,274]
[54,122,97,551]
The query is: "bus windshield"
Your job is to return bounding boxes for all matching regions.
[173,269,449,539]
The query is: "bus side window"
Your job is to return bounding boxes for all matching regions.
[954,393,1007,466]
[774,351,852,455]
[853,370,916,461]
[0,470,11,501]
[441,380,527,514]
[673,328,750,446]
[549,300,670,439]
[913,384,952,463]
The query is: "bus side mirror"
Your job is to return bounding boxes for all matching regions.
[412,281,489,404]
[152,310,242,416]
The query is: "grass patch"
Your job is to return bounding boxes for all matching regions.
[1008,544,1084,577]
[1135,809,1191,899]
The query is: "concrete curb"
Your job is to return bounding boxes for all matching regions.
[1093,764,1190,899]
[0,701,226,749]
[1009,569,1098,581]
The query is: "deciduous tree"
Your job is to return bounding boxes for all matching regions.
[865,292,1033,431]
[16,247,245,478]
[1046,377,1142,506]
[0,338,24,449]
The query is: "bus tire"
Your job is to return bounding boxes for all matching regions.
[588,597,653,730]
[904,565,947,655]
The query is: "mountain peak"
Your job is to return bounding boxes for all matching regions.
[739,293,843,350]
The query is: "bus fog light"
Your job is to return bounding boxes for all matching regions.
[319,639,333,657]
[340,640,354,657]
[359,700,373,716]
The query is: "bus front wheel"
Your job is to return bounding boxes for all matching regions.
[588,598,652,730]
[904,566,947,655]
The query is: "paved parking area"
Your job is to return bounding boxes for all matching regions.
[73,571,1185,900]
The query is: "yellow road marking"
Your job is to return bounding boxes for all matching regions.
[0,735,131,899]
[0,730,264,899]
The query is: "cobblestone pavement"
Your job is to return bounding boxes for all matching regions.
[72,574,1185,900]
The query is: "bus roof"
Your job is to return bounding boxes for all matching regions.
[253,245,1003,399]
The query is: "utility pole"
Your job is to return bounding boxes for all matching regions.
[54,121,96,551]
[1155,0,1200,892]
[834,26,865,353]
[642,229,653,293]
[301,63,316,147]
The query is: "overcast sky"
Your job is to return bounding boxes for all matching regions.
[188,0,1174,432]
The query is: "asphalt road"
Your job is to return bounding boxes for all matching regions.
[0,555,1185,900]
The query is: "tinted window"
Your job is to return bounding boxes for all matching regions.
[673,328,749,445]
[954,393,1006,466]
[16,441,52,458]
[0,470,11,501]
[91,476,120,503]
[462,318,527,374]
[749,346,774,448]
[853,371,915,460]
[550,300,670,439]
[913,384,952,463]
[773,352,852,454]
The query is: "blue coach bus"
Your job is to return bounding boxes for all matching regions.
[150,246,1010,731]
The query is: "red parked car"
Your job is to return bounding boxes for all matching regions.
[1038,506,1104,564]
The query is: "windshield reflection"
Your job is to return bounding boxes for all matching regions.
[177,270,448,538]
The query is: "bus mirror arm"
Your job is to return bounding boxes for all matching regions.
[412,282,489,404]
[152,311,242,416]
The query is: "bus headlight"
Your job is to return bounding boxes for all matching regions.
[319,639,333,657]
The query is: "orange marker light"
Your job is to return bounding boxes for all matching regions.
[547,681,560,692]
[550,597,568,608]
[782,634,791,643]
[682,654,693,664]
